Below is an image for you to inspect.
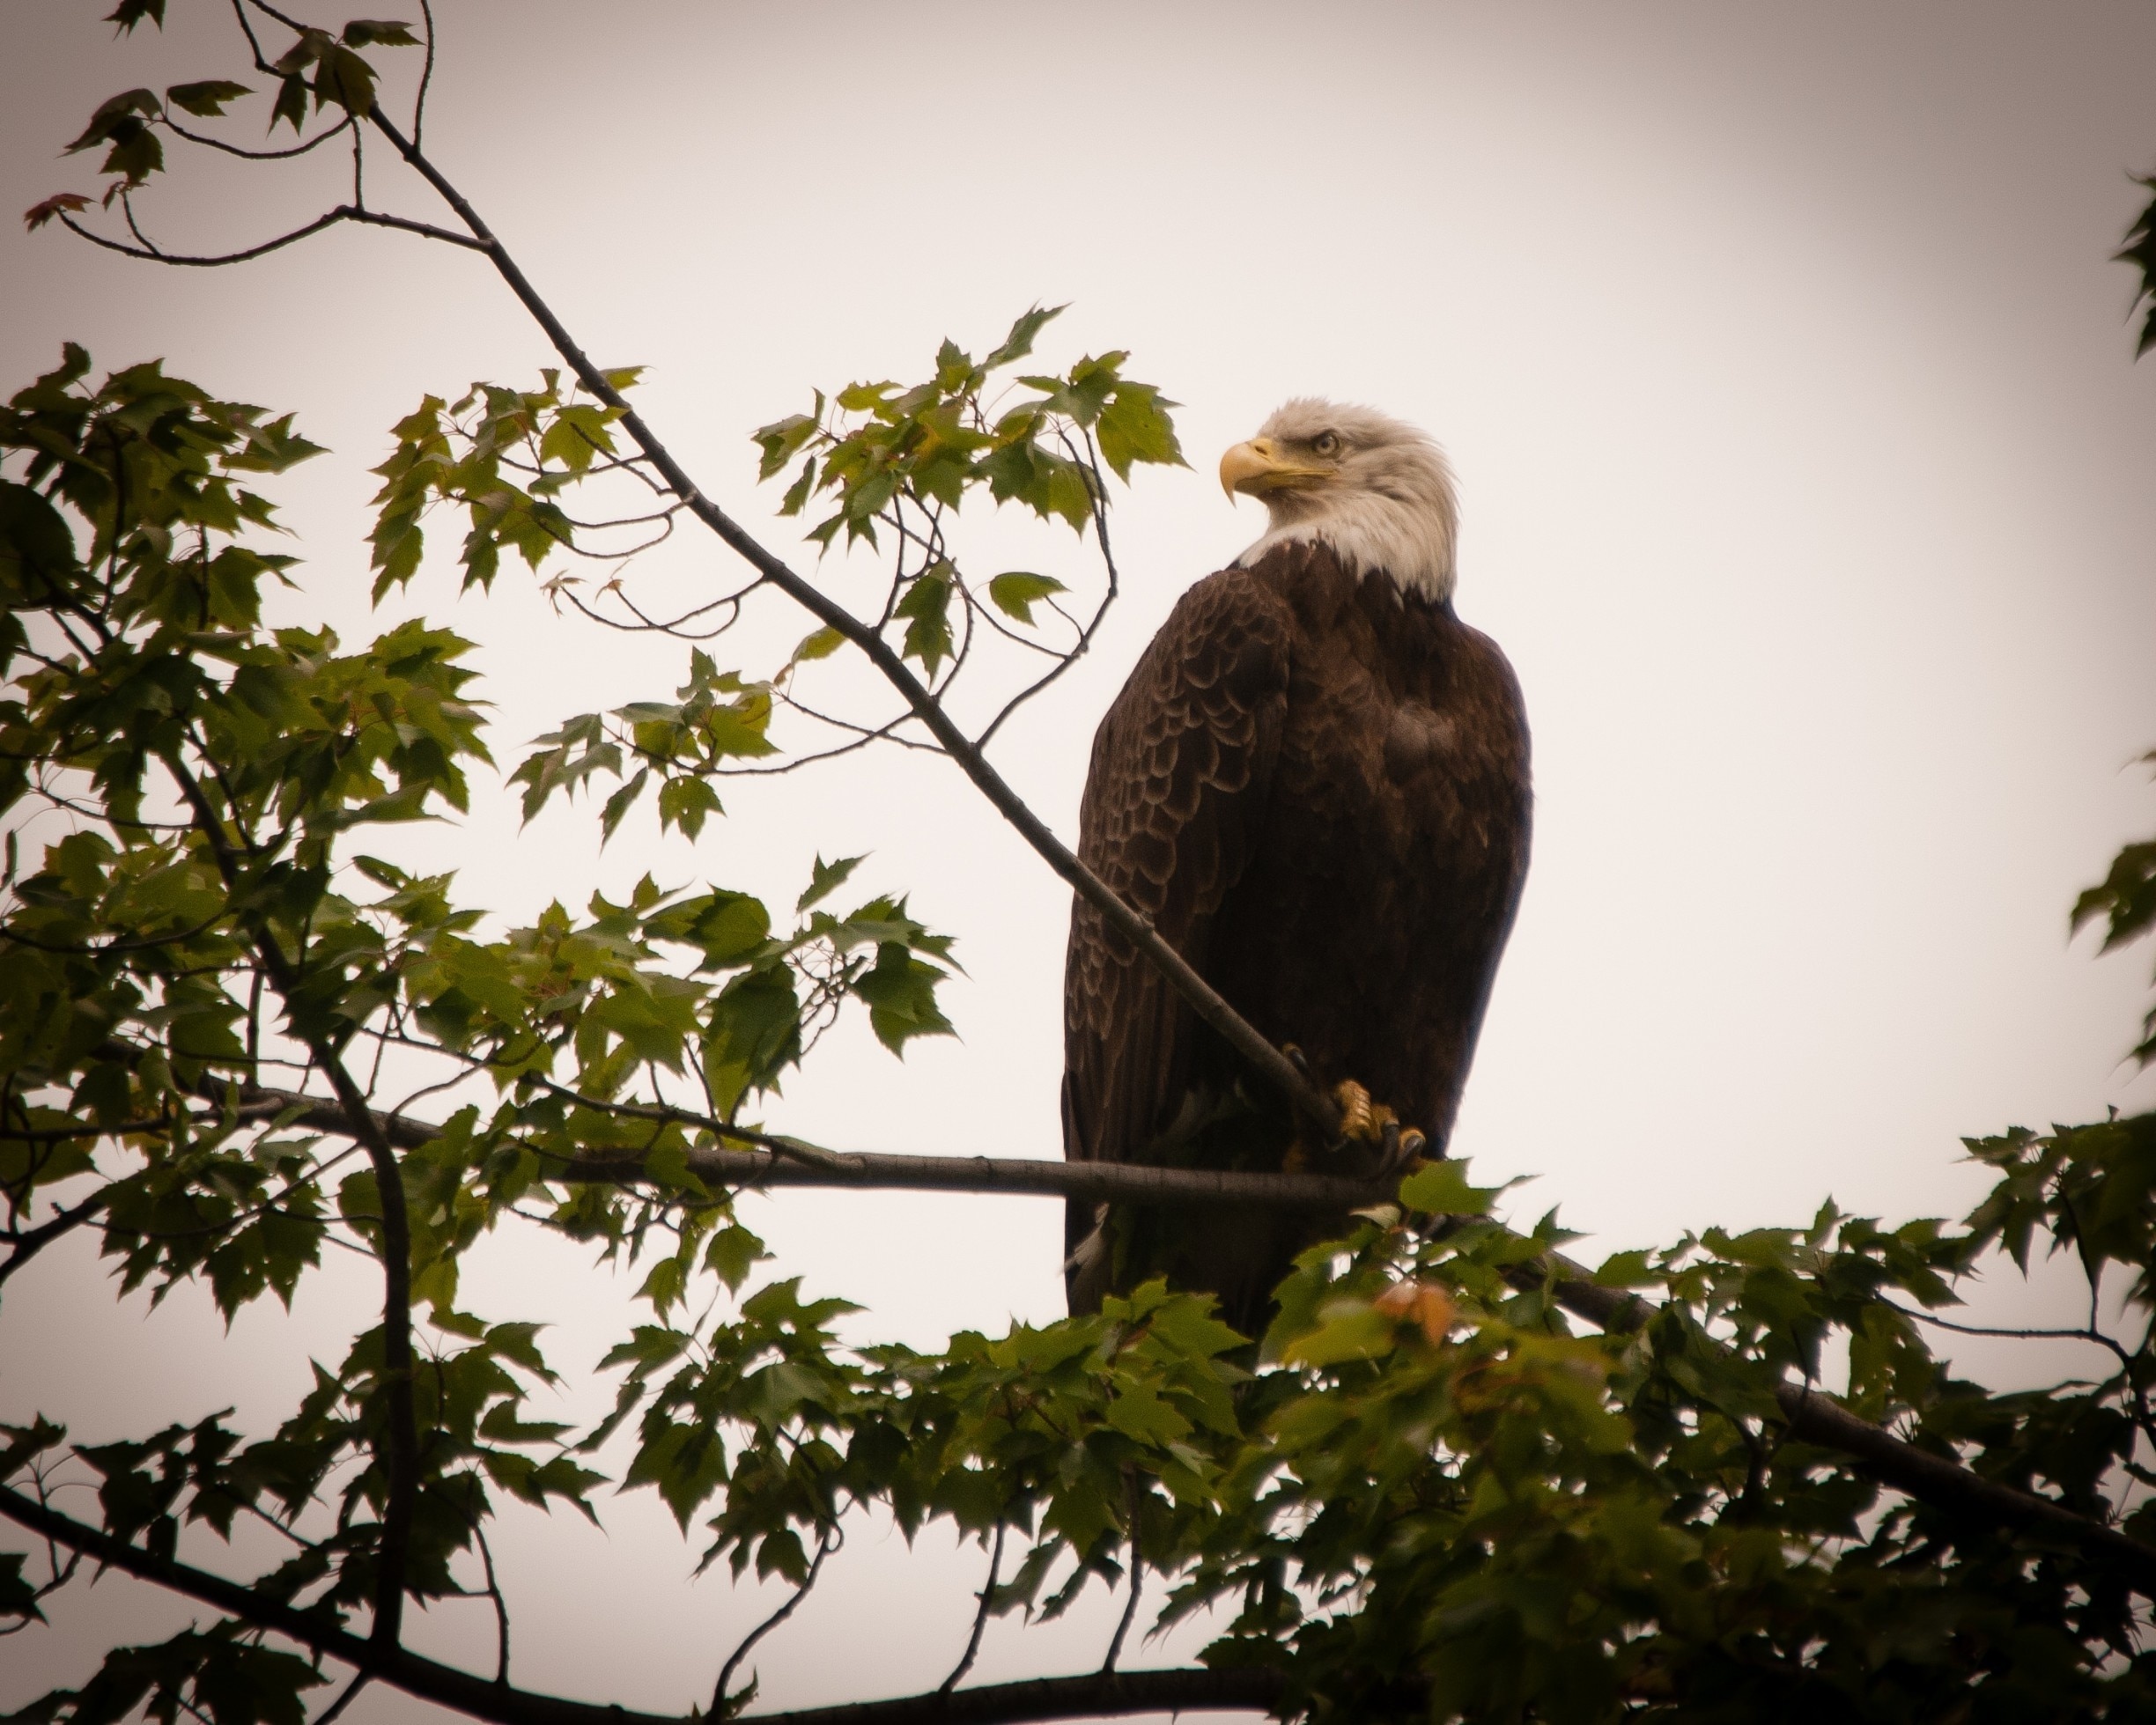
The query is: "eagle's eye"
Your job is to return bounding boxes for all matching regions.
[1311,431,1341,457]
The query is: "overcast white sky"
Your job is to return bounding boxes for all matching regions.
[6,3,2156,1719]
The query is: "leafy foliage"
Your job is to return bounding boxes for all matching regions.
[2120,181,2156,358]
[751,306,1184,553]
[367,369,642,601]
[29,13,417,225]
[265,20,417,130]
[0,350,961,1721]
[2074,750,2156,1065]
[355,310,1189,863]
[745,307,1182,708]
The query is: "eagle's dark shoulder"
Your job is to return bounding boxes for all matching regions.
[1074,564,1294,930]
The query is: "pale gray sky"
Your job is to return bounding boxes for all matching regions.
[5,3,2156,1718]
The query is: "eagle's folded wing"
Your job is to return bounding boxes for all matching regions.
[1061,568,1293,1212]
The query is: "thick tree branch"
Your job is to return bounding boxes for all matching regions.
[0,1483,1283,1725]
[0,1189,113,1287]
[739,1669,1286,1725]
[164,1066,1392,1209]
[1538,1269,2156,1587]
[111,1066,2156,1590]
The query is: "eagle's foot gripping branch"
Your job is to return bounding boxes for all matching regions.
[1332,1079,1390,1144]
[1276,1055,1428,1170]
[1325,1079,1428,1171]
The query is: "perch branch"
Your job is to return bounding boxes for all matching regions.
[63,1065,2156,1594]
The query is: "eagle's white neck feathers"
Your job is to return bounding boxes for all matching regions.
[1228,399,1458,603]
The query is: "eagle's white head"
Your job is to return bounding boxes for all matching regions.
[1220,399,1458,603]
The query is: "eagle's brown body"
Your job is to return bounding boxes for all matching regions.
[1061,537,1532,1331]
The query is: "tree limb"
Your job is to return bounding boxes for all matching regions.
[0,1189,113,1288]
[100,1066,2156,1592]
[713,1525,838,1715]
[0,1483,1283,1725]
[738,1668,1286,1725]
[941,1523,1004,1694]
[160,1066,1392,1209]
[1538,1269,2156,1588]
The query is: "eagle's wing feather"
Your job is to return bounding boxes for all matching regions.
[1061,570,1293,1279]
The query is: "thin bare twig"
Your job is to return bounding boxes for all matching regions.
[941,1522,1005,1693]
[1886,1298,2136,1366]
[413,0,437,151]
[473,1519,511,1684]
[163,112,353,161]
[58,203,485,267]
[974,426,1121,750]
[1102,1473,1141,1674]
[712,1524,839,1715]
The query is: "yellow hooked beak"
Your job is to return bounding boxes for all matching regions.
[1219,437,1332,498]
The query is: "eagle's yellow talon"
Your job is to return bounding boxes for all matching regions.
[1333,1080,1372,1142]
[1329,1080,1397,1148]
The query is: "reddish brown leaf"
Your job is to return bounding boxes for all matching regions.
[23,192,91,232]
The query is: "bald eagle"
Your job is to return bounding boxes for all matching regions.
[1061,400,1532,1334]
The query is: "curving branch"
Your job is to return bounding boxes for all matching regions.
[713,1525,839,1715]
[1101,1473,1141,1675]
[971,426,1121,752]
[57,203,484,267]
[162,112,353,161]
[0,1482,1286,1725]
[314,1674,371,1725]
